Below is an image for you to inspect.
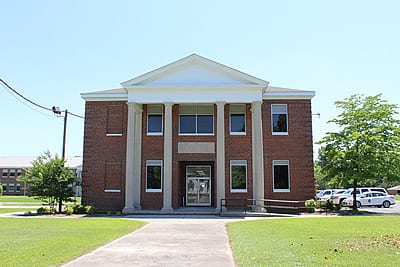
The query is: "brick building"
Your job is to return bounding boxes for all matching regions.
[81,54,315,213]
[0,156,82,196]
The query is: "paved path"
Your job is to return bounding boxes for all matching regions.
[63,216,241,267]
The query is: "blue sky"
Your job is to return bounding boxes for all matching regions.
[1,0,399,159]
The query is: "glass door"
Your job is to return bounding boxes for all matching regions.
[186,166,211,206]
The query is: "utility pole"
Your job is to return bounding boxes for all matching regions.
[62,109,68,161]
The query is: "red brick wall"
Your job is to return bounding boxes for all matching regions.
[141,105,164,209]
[82,101,127,211]
[225,104,253,202]
[262,99,315,201]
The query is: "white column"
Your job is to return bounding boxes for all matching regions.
[216,102,226,212]
[252,101,265,211]
[162,103,173,212]
[123,102,137,214]
[133,104,142,209]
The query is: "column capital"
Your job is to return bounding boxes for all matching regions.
[164,102,174,107]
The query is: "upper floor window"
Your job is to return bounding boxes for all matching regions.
[17,169,22,177]
[230,160,247,192]
[2,169,8,178]
[230,104,246,135]
[273,160,290,192]
[147,105,163,135]
[9,169,15,178]
[179,105,214,135]
[271,104,288,135]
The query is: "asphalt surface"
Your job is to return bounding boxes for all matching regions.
[62,216,243,267]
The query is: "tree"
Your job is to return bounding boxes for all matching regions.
[317,94,400,212]
[19,151,77,213]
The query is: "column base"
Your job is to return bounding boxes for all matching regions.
[161,208,174,213]
[252,206,266,213]
[216,207,227,213]
[122,207,136,214]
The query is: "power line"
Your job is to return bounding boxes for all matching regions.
[0,78,84,119]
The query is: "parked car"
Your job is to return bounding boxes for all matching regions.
[316,189,345,201]
[342,191,395,208]
[331,187,389,205]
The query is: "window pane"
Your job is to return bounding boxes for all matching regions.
[147,165,161,190]
[272,114,287,132]
[148,114,162,133]
[180,115,196,133]
[231,165,246,190]
[197,115,213,133]
[274,165,289,190]
[231,114,245,133]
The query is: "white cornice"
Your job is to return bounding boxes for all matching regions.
[81,93,128,101]
[263,91,316,100]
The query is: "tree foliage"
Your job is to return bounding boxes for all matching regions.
[19,151,77,213]
[317,94,400,210]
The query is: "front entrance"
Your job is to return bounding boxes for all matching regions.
[186,165,211,206]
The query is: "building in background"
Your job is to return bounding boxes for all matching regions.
[81,54,315,213]
[0,156,82,196]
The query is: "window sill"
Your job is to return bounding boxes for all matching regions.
[104,189,121,193]
[273,189,290,193]
[230,132,246,136]
[147,133,163,136]
[272,132,288,136]
[146,189,162,193]
[106,133,123,137]
[178,133,214,136]
[231,189,247,193]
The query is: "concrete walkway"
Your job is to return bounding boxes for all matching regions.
[62,216,241,267]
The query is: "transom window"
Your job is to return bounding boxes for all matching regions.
[230,160,247,192]
[230,104,246,135]
[146,160,162,192]
[147,105,163,135]
[273,160,290,192]
[179,105,214,135]
[271,104,288,134]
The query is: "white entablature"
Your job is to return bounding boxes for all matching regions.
[120,54,268,103]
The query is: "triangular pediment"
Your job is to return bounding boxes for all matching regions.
[121,54,268,88]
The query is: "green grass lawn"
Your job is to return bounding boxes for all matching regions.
[395,195,400,201]
[0,208,35,214]
[227,216,400,266]
[0,196,42,203]
[0,218,146,266]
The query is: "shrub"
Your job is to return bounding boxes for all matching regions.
[64,205,74,216]
[305,199,316,213]
[73,204,87,214]
[85,205,96,215]
[37,207,55,215]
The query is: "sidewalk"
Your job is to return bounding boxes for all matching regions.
[62,216,240,267]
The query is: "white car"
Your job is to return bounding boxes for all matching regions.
[331,187,389,205]
[342,192,396,208]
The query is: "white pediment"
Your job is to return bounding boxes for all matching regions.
[121,54,268,88]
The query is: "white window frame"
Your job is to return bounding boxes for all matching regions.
[1,169,8,178]
[146,160,163,192]
[9,169,15,178]
[9,183,15,192]
[16,183,21,192]
[2,184,7,192]
[271,104,288,135]
[179,105,214,136]
[147,105,163,136]
[230,104,246,135]
[273,160,290,192]
[230,160,247,193]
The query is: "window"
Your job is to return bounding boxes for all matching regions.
[2,184,6,192]
[2,169,8,178]
[9,169,15,178]
[230,160,247,192]
[9,184,14,192]
[273,160,290,192]
[17,169,22,177]
[230,104,246,134]
[146,160,162,192]
[179,105,214,134]
[106,105,123,136]
[271,104,288,134]
[16,184,21,192]
[147,105,163,135]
